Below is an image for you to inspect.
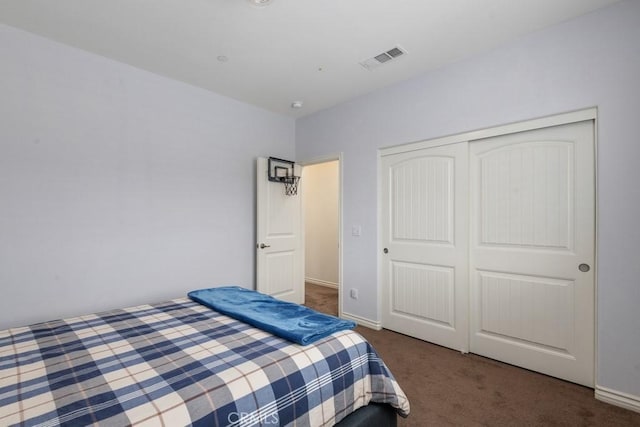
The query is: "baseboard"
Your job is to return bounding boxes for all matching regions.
[305,278,338,289]
[341,311,382,331]
[595,385,640,414]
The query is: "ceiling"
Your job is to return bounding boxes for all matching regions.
[0,0,621,118]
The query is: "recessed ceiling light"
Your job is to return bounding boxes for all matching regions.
[291,101,303,109]
[247,0,274,7]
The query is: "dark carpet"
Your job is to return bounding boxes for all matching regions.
[304,283,640,426]
[304,282,338,316]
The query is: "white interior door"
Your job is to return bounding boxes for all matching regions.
[256,157,304,304]
[469,121,595,386]
[381,142,469,352]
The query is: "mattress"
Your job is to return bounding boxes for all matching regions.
[0,297,409,426]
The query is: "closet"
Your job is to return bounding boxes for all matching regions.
[380,114,595,387]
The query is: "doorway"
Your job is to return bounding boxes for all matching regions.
[302,158,341,317]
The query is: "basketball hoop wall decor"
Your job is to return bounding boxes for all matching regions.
[268,157,301,196]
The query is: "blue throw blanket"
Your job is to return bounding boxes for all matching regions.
[188,286,356,345]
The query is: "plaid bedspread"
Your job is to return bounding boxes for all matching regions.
[0,298,409,426]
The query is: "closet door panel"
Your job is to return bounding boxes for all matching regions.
[469,121,595,387]
[381,142,468,352]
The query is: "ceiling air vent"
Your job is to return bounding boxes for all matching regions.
[360,46,407,70]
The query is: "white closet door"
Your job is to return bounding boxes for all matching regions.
[469,121,595,386]
[381,142,469,352]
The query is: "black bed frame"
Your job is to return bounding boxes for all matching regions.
[334,403,397,427]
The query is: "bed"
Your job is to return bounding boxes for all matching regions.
[0,295,409,426]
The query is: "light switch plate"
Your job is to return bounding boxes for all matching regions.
[351,225,362,237]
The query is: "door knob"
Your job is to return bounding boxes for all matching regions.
[383,248,389,254]
[578,263,590,272]
[258,243,271,249]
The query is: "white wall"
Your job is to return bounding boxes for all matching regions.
[0,25,295,328]
[296,1,640,400]
[303,161,339,286]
